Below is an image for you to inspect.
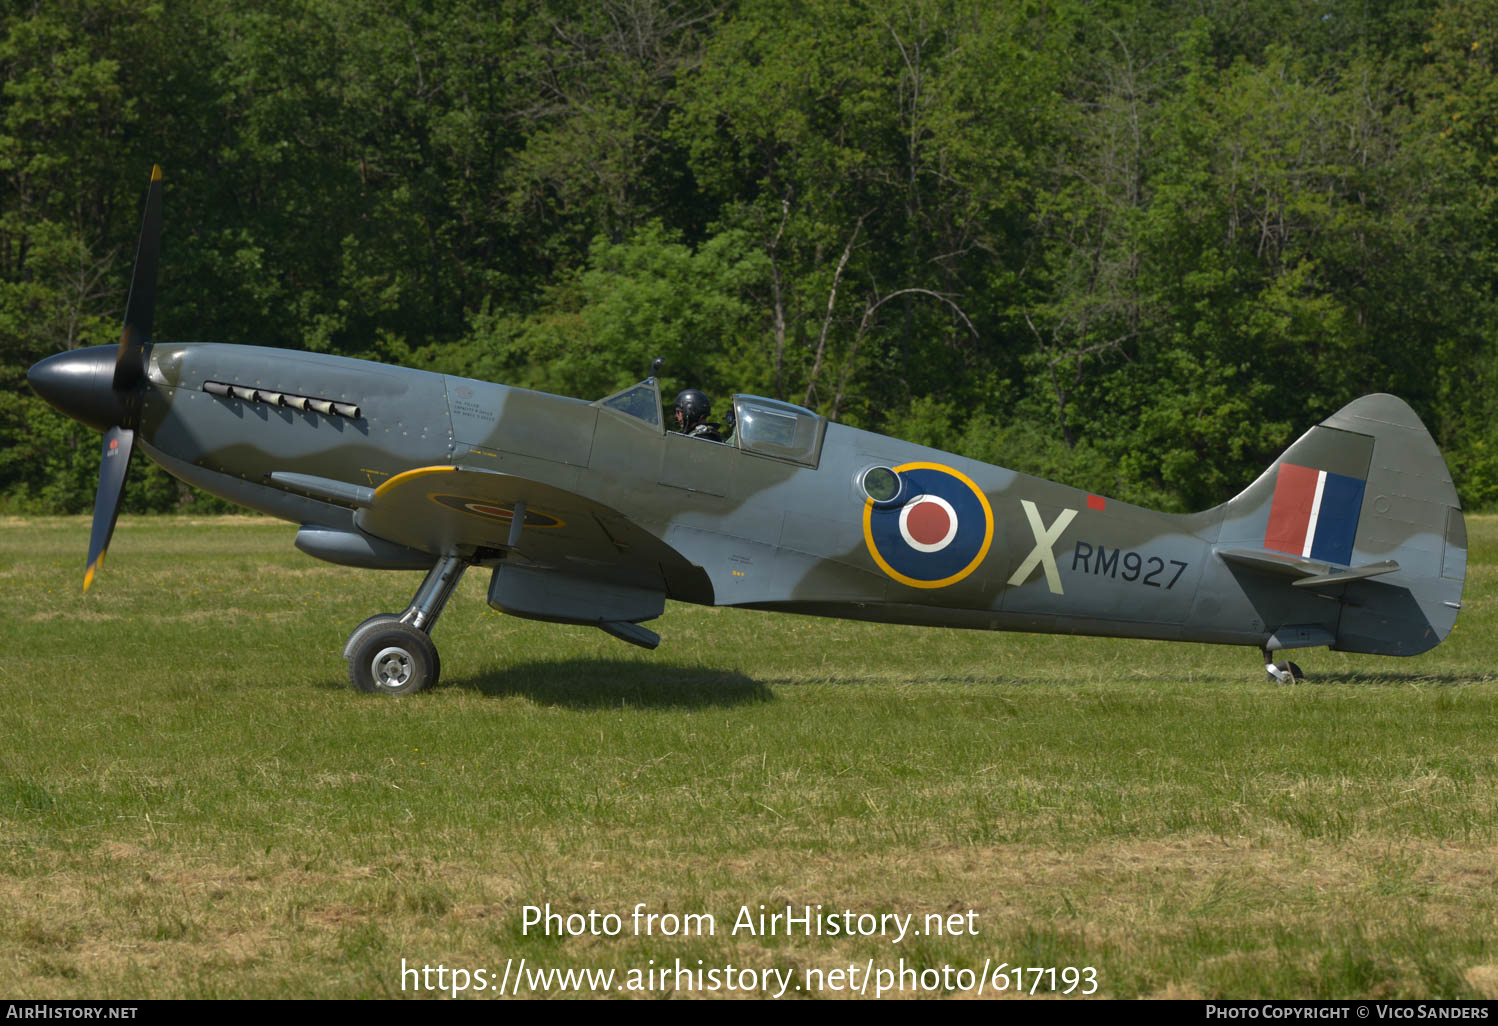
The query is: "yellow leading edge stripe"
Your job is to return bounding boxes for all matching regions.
[371,466,565,529]
[371,465,457,500]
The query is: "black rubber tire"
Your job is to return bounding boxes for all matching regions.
[345,614,441,687]
[347,621,440,695]
[347,613,402,642]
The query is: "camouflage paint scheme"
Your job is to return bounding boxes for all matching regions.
[130,340,1464,656]
[27,168,1467,691]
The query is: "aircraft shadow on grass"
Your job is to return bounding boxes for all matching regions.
[446,659,774,709]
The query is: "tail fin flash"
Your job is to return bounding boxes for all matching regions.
[1217,394,1465,656]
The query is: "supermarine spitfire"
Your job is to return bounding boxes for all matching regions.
[27,169,1467,693]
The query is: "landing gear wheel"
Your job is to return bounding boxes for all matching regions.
[347,621,440,695]
[1265,660,1305,684]
[345,614,442,687]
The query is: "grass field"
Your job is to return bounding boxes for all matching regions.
[2,514,1496,999]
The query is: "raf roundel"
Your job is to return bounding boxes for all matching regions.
[428,493,565,529]
[863,462,994,588]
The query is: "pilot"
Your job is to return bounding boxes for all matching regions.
[673,389,724,442]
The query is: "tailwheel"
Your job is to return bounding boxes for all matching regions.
[1264,657,1305,684]
[348,620,440,695]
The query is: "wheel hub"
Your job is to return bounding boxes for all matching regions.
[373,646,414,688]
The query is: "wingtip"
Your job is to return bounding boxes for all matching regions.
[83,559,98,593]
[151,164,163,182]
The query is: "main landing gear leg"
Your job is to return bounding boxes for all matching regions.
[345,554,468,695]
[1263,648,1304,685]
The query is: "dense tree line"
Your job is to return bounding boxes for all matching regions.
[3,0,1496,513]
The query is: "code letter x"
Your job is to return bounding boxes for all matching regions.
[1007,500,1077,595]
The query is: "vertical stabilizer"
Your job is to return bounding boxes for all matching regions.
[1216,395,1464,656]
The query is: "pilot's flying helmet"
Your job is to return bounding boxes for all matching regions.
[674,389,711,427]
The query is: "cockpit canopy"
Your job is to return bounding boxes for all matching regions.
[595,380,662,427]
[593,381,826,467]
[731,395,824,466]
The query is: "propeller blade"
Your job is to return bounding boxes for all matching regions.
[113,164,163,391]
[84,426,134,593]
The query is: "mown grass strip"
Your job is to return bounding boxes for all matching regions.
[2,516,1495,998]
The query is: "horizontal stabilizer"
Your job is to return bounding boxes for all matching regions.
[1215,545,1399,590]
[1291,560,1400,589]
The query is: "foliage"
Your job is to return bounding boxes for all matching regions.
[3,0,1496,511]
[418,221,770,400]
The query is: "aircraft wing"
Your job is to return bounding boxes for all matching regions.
[346,465,682,588]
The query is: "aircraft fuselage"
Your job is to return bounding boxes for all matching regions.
[125,341,1455,658]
